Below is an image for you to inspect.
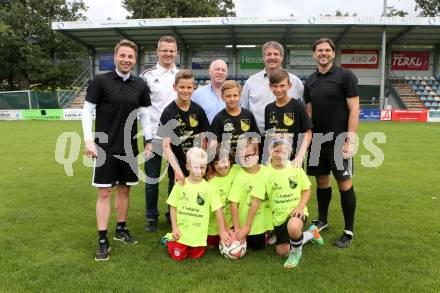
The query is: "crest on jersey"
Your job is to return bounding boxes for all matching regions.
[176,116,185,128]
[288,176,298,189]
[240,119,250,131]
[283,113,294,126]
[197,192,206,206]
[189,115,198,127]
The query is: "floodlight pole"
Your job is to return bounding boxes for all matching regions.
[380,0,388,109]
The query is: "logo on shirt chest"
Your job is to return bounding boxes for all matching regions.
[283,113,294,126]
[224,122,234,132]
[197,192,206,206]
[269,112,278,125]
[240,119,250,131]
[189,115,198,128]
[154,78,160,83]
[288,176,298,189]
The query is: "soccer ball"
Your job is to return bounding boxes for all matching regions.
[219,240,247,259]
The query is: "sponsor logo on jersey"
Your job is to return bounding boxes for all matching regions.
[154,78,159,83]
[283,113,294,126]
[197,192,206,206]
[271,182,282,191]
[224,122,234,132]
[189,115,198,127]
[240,119,250,131]
[269,112,278,125]
[288,176,298,189]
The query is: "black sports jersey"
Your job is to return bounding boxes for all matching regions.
[304,65,358,144]
[264,98,313,154]
[86,70,151,155]
[157,100,209,167]
[210,108,259,154]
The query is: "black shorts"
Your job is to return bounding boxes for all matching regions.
[274,215,308,245]
[246,233,267,251]
[92,152,138,187]
[307,145,353,181]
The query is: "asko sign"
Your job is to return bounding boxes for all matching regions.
[341,49,379,69]
[391,51,429,70]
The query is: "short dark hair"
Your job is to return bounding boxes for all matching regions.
[312,38,336,52]
[174,69,194,85]
[114,39,138,55]
[269,69,290,85]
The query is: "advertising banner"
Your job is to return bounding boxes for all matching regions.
[359,109,380,121]
[289,50,315,66]
[22,109,63,120]
[0,110,22,120]
[341,49,379,69]
[391,51,429,71]
[428,110,440,122]
[240,50,264,69]
[192,51,228,69]
[391,110,428,122]
[144,51,181,68]
[63,109,96,120]
[99,52,115,71]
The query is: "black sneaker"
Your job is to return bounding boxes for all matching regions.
[312,220,329,232]
[114,228,138,245]
[335,232,353,248]
[95,238,110,261]
[145,219,157,232]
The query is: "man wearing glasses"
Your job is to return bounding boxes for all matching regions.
[140,36,179,232]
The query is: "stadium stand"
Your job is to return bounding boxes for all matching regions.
[392,76,440,110]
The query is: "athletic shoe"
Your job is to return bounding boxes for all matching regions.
[312,220,329,232]
[95,238,110,261]
[283,251,302,269]
[160,232,173,247]
[335,232,352,248]
[308,225,324,246]
[114,228,138,245]
[145,219,157,232]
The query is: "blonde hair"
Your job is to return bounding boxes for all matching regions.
[186,147,207,165]
[221,80,241,96]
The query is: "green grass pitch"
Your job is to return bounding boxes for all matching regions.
[0,121,439,292]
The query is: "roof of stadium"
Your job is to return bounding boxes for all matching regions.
[52,16,440,50]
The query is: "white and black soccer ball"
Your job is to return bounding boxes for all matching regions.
[219,240,247,259]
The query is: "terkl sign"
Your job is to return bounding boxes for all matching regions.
[341,49,379,69]
[391,51,429,70]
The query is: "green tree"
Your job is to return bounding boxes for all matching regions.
[387,6,408,17]
[415,0,440,16]
[122,0,235,18]
[0,0,88,90]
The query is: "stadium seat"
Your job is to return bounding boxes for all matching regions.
[434,96,440,101]
[416,91,423,96]
[425,102,432,107]
[417,76,423,80]
[413,85,419,91]
[437,90,440,95]
[425,86,432,91]
[432,102,439,107]
[422,90,429,96]
[432,85,438,90]
[405,76,410,81]
[430,76,436,81]
[428,96,434,101]
[420,96,427,101]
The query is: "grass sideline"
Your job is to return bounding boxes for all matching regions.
[0,121,439,292]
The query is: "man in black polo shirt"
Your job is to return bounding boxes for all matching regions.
[82,39,152,261]
[304,38,360,248]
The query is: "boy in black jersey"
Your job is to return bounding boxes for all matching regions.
[210,80,259,161]
[264,69,313,167]
[158,70,209,186]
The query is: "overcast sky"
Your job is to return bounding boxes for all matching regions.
[83,0,419,21]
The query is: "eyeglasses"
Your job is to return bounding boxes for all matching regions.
[158,49,177,54]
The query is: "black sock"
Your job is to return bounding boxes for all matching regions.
[116,221,126,231]
[317,187,332,223]
[340,186,356,232]
[289,234,304,254]
[98,230,108,241]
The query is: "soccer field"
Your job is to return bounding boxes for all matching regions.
[0,121,439,292]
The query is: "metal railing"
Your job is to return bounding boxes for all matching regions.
[59,66,91,108]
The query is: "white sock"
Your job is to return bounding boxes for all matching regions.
[302,231,313,244]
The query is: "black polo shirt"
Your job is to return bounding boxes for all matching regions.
[85,70,151,155]
[264,98,313,154]
[304,65,358,144]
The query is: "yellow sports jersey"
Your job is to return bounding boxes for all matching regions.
[228,165,273,235]
[266,165,311,226]
[167,178,223,247]
[207,164,240,235]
